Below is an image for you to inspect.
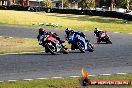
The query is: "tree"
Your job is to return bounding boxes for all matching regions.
[2,0,4,6]
[99,0,111,7]
[111,0,115,11]
[130,0,132,9]
[41,0,52,7]
[68,0,79,3]
[7,0,12,6]
[59,0,69,8]
[79,0,95,9]
[115,0,126,8]
[58,0,72,8]
[59,0,80,8]
[86,0,95,7]
[126,0,130,11]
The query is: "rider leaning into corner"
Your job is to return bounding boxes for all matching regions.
[65,28,94,51]
[65,28,88,42]
[94,28,104,43]
[37,28,65,45]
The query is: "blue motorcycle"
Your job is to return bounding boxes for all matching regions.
[66,33,94,53]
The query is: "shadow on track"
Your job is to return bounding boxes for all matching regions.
[94,43,112,44]
[18,50,86,56]
[16,53,60,56]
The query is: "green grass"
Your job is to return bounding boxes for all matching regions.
[0,74,131,88]
[0,36,43,54]
[0,36,70,54]
[0,10,132,32]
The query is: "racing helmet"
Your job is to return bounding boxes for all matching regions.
[94,28,100,32]
[65,28,70,32]
[65,28,73,34]
[39,28,46,35]
[95,28,99,31]
[65,28,69,34]
[39,28,45,31]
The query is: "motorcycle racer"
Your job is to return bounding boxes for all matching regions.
[37,28,65,45]
[94,28,112,44]
[94,28,103,43]
[65,28,94,52]
[65,28,88,42]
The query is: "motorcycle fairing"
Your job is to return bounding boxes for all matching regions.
[68,33,87,49]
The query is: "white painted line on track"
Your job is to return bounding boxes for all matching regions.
[70,76,80,78]
[0,72,130,82]
[23,79,33,81]
[89,75,96,76]
[99,74,112,76]
[51,77,63,79]
[128,33,132,34]
[9,37,13,38]
[84,30,88,31]
[114,32,119,33]
[8,80,17,82]
[116,73,127,75]
[36,78,48,80]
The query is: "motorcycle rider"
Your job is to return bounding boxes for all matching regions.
[37,28,45,45]
[65,28,89,50]
[37,28,65,45]
[94,28,103,43]
[65,28,88,42]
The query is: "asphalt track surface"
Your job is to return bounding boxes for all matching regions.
[0,25,132,81]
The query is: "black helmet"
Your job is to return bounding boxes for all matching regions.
[95,28,99,31]
[65,28,69,32]
[65,28,71,34]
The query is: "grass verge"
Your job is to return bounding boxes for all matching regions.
[0,36,42,54]
[0,10,132,32]
[0,74,131,88]
[0,36,70,54]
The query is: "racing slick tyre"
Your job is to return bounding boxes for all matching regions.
[45,42,57,55]
[106,38,112,44]
[77,42,85,53]
[87,42,94,52]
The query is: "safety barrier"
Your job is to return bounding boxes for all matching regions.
[0,5,131,21]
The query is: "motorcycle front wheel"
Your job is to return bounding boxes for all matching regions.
[45,42,57,55]
[106,38,112,44]
[77,42,85,53]
[87,42,94,52]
